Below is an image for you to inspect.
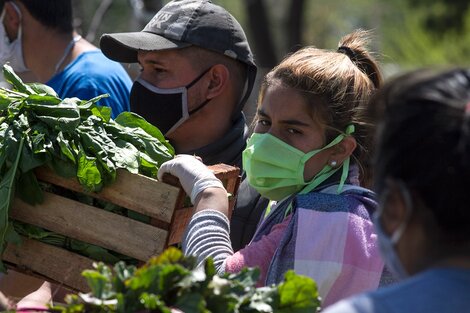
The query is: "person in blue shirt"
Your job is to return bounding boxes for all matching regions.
[323,68,470,312]
[46,49,132,119]
[0,0,132,302]
[0,0,132,118]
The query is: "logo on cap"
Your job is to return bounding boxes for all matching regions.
[149,11,173,29]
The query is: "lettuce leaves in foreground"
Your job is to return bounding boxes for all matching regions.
[52,247,321,313]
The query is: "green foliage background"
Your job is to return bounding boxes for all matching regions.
[380,0,470,68]
[72,0,470,78]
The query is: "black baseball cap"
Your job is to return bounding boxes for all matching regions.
[100,0,257,108]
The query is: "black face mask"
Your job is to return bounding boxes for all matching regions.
[129,68,211,136]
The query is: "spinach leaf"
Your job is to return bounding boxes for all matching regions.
[0,136,23,272]
[27,82,59,97]
[0,64,176,275]
[115,112,174,155]
[2,64,35,95]
[16,170,44,205]
[76,147,103,192]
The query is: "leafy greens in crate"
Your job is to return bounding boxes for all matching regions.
[0,64,174,270]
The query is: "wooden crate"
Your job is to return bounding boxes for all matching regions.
[2,164,240,292]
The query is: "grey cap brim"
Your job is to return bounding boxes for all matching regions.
[100,31,192,63]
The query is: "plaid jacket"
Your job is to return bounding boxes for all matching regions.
[260,185,384,306]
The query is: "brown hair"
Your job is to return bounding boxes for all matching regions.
[257,29,382,185]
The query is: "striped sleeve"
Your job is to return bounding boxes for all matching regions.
[182,209,234,274]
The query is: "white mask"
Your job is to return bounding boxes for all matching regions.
[0,2,29,73]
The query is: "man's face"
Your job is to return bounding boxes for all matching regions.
[137,48,208,114]
[137,49,201,89]
[136,49,209,140]
[135,48,240,154]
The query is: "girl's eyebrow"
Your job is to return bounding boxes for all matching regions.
[282,119,311,127]
[257,108,268,117]
[257,108,311,127]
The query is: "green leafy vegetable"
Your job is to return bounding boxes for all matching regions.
[0,136,23,272]
[51,247,322,313]
[0,64,174,269]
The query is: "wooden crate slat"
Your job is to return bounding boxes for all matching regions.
[166,164,240,245]
[167,207,194,245]
[3,237,92,292]
[11,193,168,261]
[35,167,180,223]
[5,163,240,292]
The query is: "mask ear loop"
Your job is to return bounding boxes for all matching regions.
[6,1,23,25]
[0,2,21,37]
[390,180,414,244]
[185,66,214,115]
[299,125,355,195]
[336,124,355,193]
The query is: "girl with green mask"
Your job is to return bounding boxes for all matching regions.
[158,29,385,307]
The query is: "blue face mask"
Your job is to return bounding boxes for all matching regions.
[373,182,412,280]
[373,213,408,280]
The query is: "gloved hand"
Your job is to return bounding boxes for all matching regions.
[157,154,225,204]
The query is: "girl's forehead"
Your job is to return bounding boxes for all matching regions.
[262,85,302,105]
[260,84,316,118]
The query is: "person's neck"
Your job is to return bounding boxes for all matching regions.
[417,243,470,273]
[431,246,470,269]
[170,122,232,153]
[23,25,72,82]
[25,28,94,83]
[169,113,233,154]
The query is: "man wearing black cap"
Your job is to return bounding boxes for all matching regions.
[100,0,257,168]
[100,0,264,255]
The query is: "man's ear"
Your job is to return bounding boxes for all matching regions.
[328,136,357,166]
[3,2,22,40]
[205,64,229,99]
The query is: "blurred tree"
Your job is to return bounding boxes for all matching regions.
[129,0,163,28]
[70,0,380,70]
[72,0,134,42]
[407,0,470,34]
[286,0,305,53]
[242,0,277,68]
[69,0,470,77]
[380,0,470,68]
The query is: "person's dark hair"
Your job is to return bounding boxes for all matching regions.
[370,68,470,242]
[8,0,73,33]
[257,29,382,186]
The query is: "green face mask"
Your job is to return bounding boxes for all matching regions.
[242,125,355,201]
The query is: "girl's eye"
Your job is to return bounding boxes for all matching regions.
[258,119,270,127]
[287,128,302,135]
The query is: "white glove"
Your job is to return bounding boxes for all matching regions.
[157,154,225,204]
